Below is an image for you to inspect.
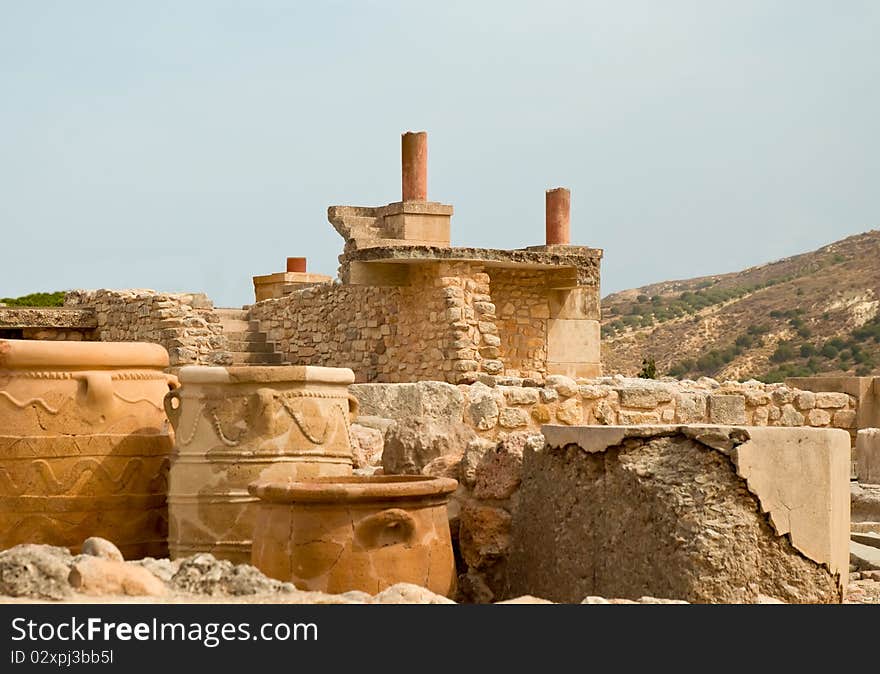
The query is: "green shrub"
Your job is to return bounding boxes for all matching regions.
[638,357,657,379]
[770,342,796,363]
[0,291,66,307]
[800,343,816,358]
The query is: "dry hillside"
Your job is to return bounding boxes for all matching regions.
[601,230,880,382]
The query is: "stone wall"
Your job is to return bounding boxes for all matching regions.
[353,376,859,440]
[250,283,395,382]
[251,249,600,384]
[19,327,96,341]
[64,290,229,368]
[490,270,549,379]
[0,307,98,342]
[250,262,504,384]
[505,425,849,603]
[351,375,860,602]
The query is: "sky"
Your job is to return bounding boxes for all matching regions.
[1,1,878,307]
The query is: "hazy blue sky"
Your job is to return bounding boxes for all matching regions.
[2,1,878,307]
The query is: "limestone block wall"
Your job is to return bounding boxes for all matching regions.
[395,263,483,383]
[251,258,603,385]
[250,262,502,384]
[64,290,228,367]
[490,270,549,379]
[20,328,97,341]
[353,377,859,439]
[250,284,398,383]
[350,376,860,602]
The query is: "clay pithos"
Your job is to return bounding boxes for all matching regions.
[0,339,177,558]
[248,475,458,597]
[165,365,357,563]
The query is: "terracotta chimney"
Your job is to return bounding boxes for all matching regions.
[286,257,307,273]
[545,187,571,245]
[401,131,428,201]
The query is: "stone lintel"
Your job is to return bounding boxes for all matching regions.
[252,272,332,302]
[345,245,602,284]
[380,201,453,217]
[0,307,98,330]
[252,272,332,285]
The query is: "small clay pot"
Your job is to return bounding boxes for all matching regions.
[248,475,458,597]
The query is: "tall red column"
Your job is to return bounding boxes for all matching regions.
[401,131,428,201]
[545,187,571,245]
[286,257,307,273]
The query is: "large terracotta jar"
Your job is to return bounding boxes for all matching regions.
[0,339,177,557]
[248,475,458,597]
[165,365,357,563]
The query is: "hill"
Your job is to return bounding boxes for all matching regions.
[601,230,880,382]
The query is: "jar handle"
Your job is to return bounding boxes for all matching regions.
[354,508,416,549]
[164,389,182,430]
[166,373,180,392]
[347,393,360,423]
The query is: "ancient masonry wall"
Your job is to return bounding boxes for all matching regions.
[353,376,858,440]
[490,270,549,379]
[64,290,229,367]
[20,327,97,341]
[250,283,398,383]
[350,376,859,602]
[250,262,502,383]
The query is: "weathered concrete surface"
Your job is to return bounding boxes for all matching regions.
[506,425,849,604]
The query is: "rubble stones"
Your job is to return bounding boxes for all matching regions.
[68,557,167,597]
[349,423,384,468]
[0,545,74,600]
[81,537,124,563]
[382,418,477,475]
[169,554,295,596]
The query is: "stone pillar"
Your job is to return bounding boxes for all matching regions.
[856,428,880,484]
[545,187,571,245]
[402,131,428,202]
[287,257,307,273]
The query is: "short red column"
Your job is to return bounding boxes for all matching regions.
[286,257,307,273]
[401,131,428,201]
[545,187,571,245]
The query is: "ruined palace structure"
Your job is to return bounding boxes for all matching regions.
[249,131,603,384]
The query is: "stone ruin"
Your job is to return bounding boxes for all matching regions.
[1,131,879,604]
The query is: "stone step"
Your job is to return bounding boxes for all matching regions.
[225,340,276,353]
[249,320,262,331]
[852,532,880,550]
[220,319,251,333]
[215,308,249,320]
[852,540,880,571]
[224,331,267,343]
[230,351,284,365]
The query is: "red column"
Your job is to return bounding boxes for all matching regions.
[286,257,307,273]
[545,187,571,245]
[401,131,428,201]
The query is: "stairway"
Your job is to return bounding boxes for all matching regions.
[215,308,284,365]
